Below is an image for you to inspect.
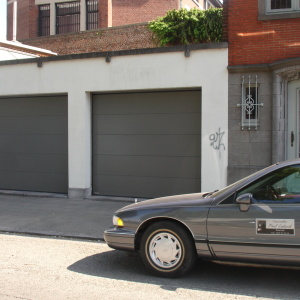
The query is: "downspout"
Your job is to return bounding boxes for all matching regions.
[13,1,17,41]
[7,0,17,41]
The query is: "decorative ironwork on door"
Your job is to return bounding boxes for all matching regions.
[237,76,264,130]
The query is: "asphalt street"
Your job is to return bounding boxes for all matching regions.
[1,234,300,300]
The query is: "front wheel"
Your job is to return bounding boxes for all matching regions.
[140,221,196,278]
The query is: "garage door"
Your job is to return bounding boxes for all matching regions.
[0,96,68,194]
[93,90,201,199]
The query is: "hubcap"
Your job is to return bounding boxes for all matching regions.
[148,232,182,269]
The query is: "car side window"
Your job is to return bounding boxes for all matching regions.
[220,193,236,204]
[236,165,300,204]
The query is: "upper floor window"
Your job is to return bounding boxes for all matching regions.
[56,1,80,34]
[86,0,98,30]
[204,0,213,9]
[38,4,50,36]
[267,0,300,13]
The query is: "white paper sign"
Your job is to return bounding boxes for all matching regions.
[256,219,295,235]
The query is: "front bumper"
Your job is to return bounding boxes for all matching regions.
[104,227,136,251]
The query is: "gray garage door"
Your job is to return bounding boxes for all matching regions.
[0,96,68,194]
[93,90,201,199]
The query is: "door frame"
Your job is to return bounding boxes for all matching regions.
[271,60,300,164]
[287,81,300,160]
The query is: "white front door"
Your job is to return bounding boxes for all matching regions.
[287,80,300,160]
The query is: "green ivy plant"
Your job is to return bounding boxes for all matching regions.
[148,8,223,46]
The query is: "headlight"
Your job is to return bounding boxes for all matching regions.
[113,215,124,227]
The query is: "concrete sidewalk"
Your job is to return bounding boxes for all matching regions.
[0,194,132,241]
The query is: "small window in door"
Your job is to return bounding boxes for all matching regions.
[236,165,300,203]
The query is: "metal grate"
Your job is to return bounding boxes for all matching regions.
[56,1,80,34]
[86,0,98,30]
[38,5,50,36]
[237,76,264,130]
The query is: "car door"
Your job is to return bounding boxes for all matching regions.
[207,164,300,266]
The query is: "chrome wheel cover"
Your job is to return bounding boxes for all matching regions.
[148,232,182,269]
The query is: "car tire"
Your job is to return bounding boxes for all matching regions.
[140,221,196,278]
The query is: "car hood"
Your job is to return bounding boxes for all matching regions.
[117,192,213,213]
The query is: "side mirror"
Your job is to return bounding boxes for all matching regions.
[236,193,252,212]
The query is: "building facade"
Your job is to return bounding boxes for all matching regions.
[0,44,228,199]
[6,0,222,41]
[224,0,300,183]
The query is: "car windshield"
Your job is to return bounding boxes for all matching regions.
[211,163,277,197]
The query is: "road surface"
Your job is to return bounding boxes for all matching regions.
[0,234,299,300]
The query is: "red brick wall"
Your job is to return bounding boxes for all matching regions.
[112,0,179,26]
[222,0,228,42]
[6,0,37,40]
[16,0,30,40]
[99,0,112,28]
[21,23,156,55]
[29,0,39,38]
[7,0,181,40]
[228,0,300,66]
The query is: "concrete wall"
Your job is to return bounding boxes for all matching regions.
[228,70,273,183]
[0,44,228,197]
[223,0,300,184]
[228,59,300,185]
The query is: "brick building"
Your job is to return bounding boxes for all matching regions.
[6,0,222,41]
[224,0,300,183]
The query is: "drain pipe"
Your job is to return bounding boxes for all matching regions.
[12,1,17,41]
[7,0,17,41]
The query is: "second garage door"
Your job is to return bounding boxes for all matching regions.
[93,90,201,199]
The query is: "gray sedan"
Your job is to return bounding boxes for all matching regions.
[104,159,300,277]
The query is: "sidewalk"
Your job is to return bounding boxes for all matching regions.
[0,194,132,241]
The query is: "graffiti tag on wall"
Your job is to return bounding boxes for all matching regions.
[209,128,225,158]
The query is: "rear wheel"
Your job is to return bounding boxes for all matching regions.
[140,221,196,278]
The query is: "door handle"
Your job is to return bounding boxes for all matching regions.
[291,131,294,147]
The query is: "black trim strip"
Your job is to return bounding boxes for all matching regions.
[209,240,300,249]
[194,239,207,244]
[195,239,218,259]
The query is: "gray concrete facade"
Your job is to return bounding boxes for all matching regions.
[228,58,300,184]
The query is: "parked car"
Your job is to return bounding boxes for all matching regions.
[104,159,300,277]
